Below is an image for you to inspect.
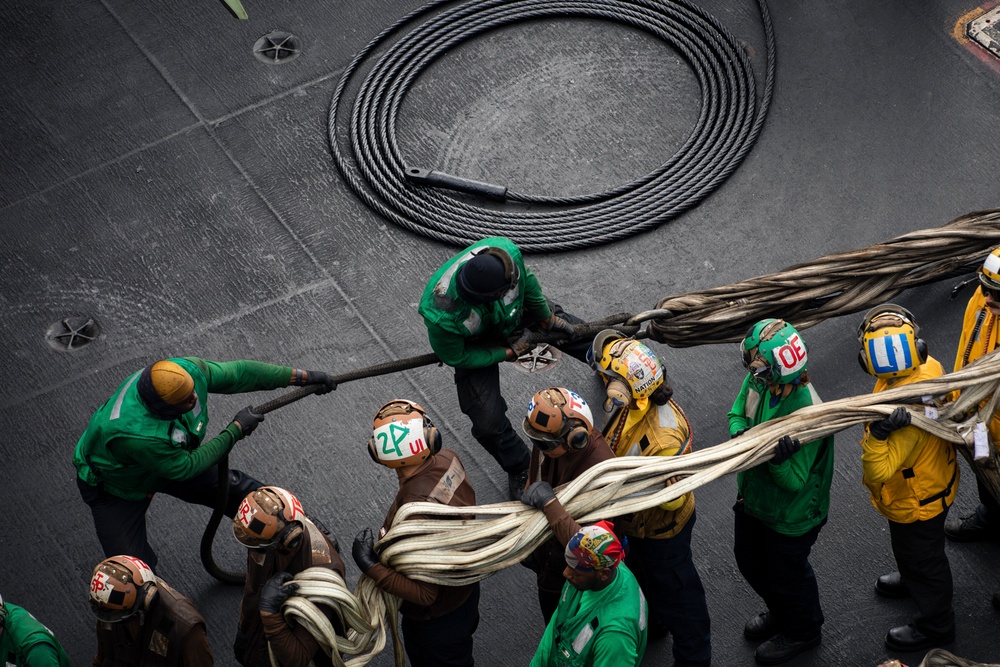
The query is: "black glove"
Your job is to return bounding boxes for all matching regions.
[258,571,297,614]
[352,528,380,573]
[771,435,801,465]
[542,314,577,339]
[233,406,264,436]
[522,481,557,510]
[507,330,535,358]
[870,406,911,440]
[304,370,336,395]
[731,429,746,439]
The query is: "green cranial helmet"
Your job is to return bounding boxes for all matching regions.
[740,319,808,385]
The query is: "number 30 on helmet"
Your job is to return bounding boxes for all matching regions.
[856,303,926,378]
[367,400,442,469]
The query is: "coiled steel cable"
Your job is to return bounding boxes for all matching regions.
[329,0,775,250]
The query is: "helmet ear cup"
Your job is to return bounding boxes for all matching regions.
[916,338,928,364]
[367,437,379,463]
[605,379,631,411]
[858,348,873,375]
[424,426,442,455]
[566,421,590,450]
[138,582,159,614]
[279,522,304,550]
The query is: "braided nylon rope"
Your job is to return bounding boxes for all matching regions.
[647,208,1000,346]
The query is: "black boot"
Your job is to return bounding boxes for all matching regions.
[874,571,911,599]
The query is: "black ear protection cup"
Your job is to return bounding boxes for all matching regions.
[425,426,442,455]
[367,437,379,463]
[857,349,870,375]
[278,522,304,550]
[566,420,590,450]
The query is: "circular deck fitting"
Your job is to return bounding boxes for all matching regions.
[510,344,562,374]
[254,31,302,64]
[46,316,101,351]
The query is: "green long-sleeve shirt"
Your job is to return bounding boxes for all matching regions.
[728,375,834,535]
[74,357,292,500]
[0,603,71,666]
[419,237,551,368]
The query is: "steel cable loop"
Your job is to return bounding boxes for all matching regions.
[329,0,775,250]
[646,208,1000,347]
[371,349,1000,587]
[350,0,752,231]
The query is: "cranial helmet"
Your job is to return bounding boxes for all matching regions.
[455,247,519,305]
[588,329,664,411]
[740,319,808,385]
[232,486,307,550]
[367,400,441,469]
[522,387,594,453]
[89,556,159,623]
[857,303,927,378]
[979,247,1000,295]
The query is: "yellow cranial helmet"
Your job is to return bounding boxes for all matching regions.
[857,304,926,378]
[589,330,664,410]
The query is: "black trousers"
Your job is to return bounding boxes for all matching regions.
[889,509,954,638]
[627,512,711,667]
[974,474,1000,528]
[453,305,590,475]
[77,466,261,568]
[401,583,480,667]
[734,505,825,641]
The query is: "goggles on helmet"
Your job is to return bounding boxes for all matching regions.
[89,556,156,623]
[740,319,807,385]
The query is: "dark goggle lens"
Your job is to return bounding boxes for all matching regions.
[984,286,1000,301]
[529,436,564,452]
[90,599,135,623]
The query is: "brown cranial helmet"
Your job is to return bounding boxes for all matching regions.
[232,486,307,550]
[89,555,158,623]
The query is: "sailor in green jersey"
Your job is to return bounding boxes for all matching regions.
[0,594,71,667]
[521,481,648,667]
[729,320,833,665]
[418,237,584,501]
[74,357,334,568]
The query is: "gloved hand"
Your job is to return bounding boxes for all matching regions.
[541,314,577,339]
[507,329,535,358]
[233,406,264,436]
[771,435,801,465]
[870,406,911,440]
[352,528,380,573]
[731,429,746,439]
[522,481,557,510]
[259,571,297,614]
[304,370,336,395]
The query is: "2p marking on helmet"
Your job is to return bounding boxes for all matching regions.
[367,400,442,469]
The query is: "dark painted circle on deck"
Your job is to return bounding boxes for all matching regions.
[253,32,302,65]
[45,316,101,351]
